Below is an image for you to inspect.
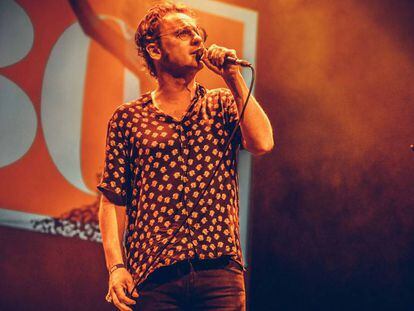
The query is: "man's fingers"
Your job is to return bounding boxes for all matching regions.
[111,289,133,311]
[225,49,237,62]
[126,280,140,298]
[211,48,221,67]
[114,285,136,306]
[206,45,237,69]
[203,44,239,76]
[220,51,226,67]
[202,58,220,75]
[207,45,219,66]
[206,44,214,61]
[201,57,221,75]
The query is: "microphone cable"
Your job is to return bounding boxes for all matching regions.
[129,63,255,296]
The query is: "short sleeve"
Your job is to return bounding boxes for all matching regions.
[97,109,131,206]
[220,89,243,148]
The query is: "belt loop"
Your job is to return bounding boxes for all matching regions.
[189,258,195,273]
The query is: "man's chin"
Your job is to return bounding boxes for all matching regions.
[190,55,204,70]
[187,60,204,72]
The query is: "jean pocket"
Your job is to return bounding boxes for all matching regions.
[225,260,244,275]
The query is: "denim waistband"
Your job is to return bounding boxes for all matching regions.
[139,256,240,289]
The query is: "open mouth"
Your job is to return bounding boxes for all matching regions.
[193,48,205,62]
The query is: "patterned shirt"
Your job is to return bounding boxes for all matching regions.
[97,84,244,287]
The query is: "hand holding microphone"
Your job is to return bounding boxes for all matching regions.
[199,44,251,77]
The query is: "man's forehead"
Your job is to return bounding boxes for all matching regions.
[161,12,197,30]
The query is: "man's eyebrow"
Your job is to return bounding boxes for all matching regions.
[176,21,192,28]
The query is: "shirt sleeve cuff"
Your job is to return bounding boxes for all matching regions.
[97,184,127,206]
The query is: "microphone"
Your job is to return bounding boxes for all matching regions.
[197,48,251,67]
[224,56,252,67]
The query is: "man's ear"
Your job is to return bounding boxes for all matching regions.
[146,43,161,61]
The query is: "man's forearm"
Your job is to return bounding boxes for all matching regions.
[224,71,274,155]
[99,195,127,270]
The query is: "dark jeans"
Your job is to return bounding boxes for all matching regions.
[134,256,246,310]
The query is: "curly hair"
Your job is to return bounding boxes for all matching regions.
[135,1,196,78]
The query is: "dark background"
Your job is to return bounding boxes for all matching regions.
[1,0,414,310]
[248,0,414,310]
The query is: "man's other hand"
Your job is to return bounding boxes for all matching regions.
[108,268,139,311]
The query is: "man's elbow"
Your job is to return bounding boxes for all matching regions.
[245,140,275,155]
[255,142,275,155]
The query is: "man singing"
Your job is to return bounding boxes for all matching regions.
[98,2,274,310]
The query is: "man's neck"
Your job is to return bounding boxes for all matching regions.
[155,71,198,106]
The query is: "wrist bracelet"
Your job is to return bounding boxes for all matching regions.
[109,263,125,274]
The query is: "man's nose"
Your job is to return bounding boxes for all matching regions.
[191,32,203,46]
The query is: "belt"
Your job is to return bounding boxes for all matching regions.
[138,256,241,290]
